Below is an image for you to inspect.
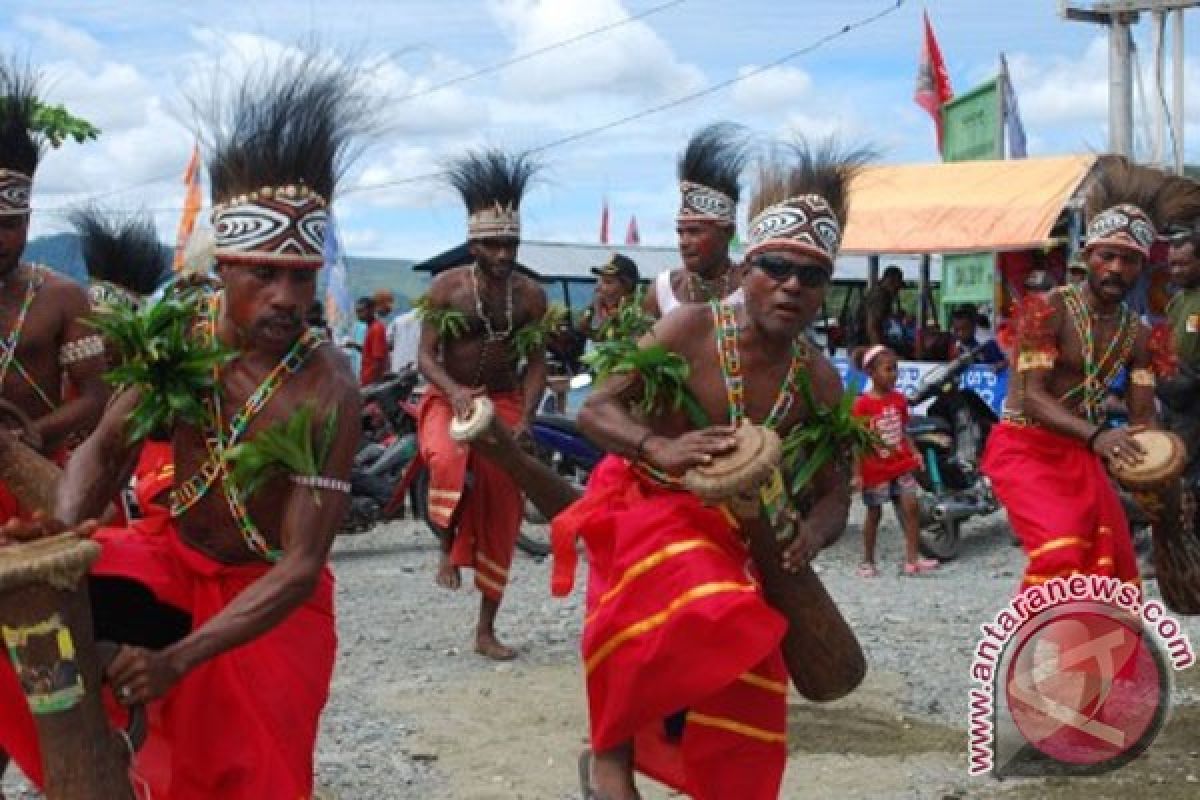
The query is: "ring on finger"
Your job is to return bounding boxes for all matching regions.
[119,686,132,700]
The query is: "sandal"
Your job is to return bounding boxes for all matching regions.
[856,563,879,578]
[903,558,939,575]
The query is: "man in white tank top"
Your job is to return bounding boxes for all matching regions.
[643,123,749,319]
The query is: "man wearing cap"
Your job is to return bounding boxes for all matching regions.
[982,160,1182,593]
[643,123,749,319]
[857,264,906,351]
[581,253,640,340]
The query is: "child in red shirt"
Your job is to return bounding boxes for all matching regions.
[851,345,938,577]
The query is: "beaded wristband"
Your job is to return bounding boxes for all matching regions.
[290,474,351,493]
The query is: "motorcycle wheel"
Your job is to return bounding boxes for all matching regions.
[918,519,961,561]
[414,463,551,559]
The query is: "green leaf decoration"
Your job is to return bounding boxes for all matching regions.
[1,99,103,147]
[781,371,881,495]
[593,289,654,343]
[225,404,339,505]
[414,294,469,339]
[87,289,236,442]
[513,303,568,360]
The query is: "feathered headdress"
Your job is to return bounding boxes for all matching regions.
[0,58,43,216]
[194,50,376,267]
[676,122,749,227]
[1081,157,1193,258]
[444,148,540,240]
[743,138,874,270]
[70,207,169,306]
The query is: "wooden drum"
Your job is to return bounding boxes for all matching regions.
[683,424,783,506]
[1110,430,1187,492]
[0,533,138,800]
[448,396,495,443]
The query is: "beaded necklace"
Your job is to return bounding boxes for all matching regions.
[0,265,43,391]
[470,264,516,387]
[685,268,732,304]
[711,300,808,429]
[1059,284,1136,424]
[169,292,328,561]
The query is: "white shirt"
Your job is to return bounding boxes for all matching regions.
[654,268,743,317]
[388,310,421,374]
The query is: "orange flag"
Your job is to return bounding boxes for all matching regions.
[172,143,203,272]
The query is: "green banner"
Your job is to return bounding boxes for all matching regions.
[940,253,994,320]
[941,78,1001,163]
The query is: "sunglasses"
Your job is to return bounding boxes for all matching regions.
[751,255,831,288]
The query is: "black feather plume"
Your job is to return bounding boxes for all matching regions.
[193,49,376,204]
[0,56,43,176]
[749,138,876,229]
[677,122,750,204]
[443,148,540,214]
[69,207,170,296]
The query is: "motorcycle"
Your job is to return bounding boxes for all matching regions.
[904,347,1000,560]
[341,368,422,534]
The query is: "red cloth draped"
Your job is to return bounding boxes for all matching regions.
[110,440,175,535]
[982,422,1140,589]
[416,388,524,601]
[0,526,336,799]
[552,455,789,800]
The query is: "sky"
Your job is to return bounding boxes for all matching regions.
[3,0,1200,262]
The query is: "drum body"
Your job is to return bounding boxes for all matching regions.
[0,534,136,800]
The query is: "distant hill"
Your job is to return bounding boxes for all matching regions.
[22,234,429,308]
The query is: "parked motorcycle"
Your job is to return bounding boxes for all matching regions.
[905,347,1000,560]
[342,369,422,534]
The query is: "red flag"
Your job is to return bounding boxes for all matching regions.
[599,198,610,244]
[914,10,953,153]
[625,215,640,245]
[172,143,203,272]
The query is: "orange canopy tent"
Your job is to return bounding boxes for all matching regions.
[841,154,1097,256]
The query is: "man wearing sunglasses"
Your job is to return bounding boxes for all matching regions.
[643,123,750,319]
[565,142,870,800]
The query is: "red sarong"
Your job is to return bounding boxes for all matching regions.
[416,388,524,601]
[552,455,789,800]
[110,440,175,536]
[982,422,1140,590]
[0,526,336,799]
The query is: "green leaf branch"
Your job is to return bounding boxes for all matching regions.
[781,372,880,494]
[88,290,236,442]
[225,404,339,505]
[513,303,568,360]
[414,294,468,339]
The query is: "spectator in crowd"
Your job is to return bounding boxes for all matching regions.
[858,265,906,352]
[356,295,388,386]
[949,305,1008,372]
[916,317,954,361]
[581,253,640,340]
[373,288,396,322]
[389,302,421,376]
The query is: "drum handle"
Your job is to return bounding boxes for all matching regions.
[95,641,148,754]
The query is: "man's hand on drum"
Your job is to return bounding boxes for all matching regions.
[781,516,822,574]
[642,426,738,475]
[106,646,183,705]
[0,514,96,546]
[450,385,485,421]
[1092,425,1148,470]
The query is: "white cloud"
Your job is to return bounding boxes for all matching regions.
[489,0,704,101]
[15,16,103,64]
[731,65,812,113]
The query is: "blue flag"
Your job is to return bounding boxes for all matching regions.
[1000,53,1027,159]
[323,211,354,336]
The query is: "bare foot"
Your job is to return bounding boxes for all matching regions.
[435,555,461,590]
[474,631,517,661]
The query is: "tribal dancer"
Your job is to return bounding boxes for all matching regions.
[416,149,547,660]
[643,123,749,318]
[71,207,174,535]
[560,141,867,800]
[982,159,1181,591]
[0,52,369,798]
[0,60,108,518]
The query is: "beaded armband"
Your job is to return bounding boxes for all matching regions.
[58,334,106,366]
[290,474,351,494]
[1130,368,1156,387]
[1016,351,1055,372]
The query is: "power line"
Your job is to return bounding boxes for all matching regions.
[38,0,907,213]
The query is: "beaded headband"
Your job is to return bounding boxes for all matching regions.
[677,180,736,226]
[743,193,842,270]
[467,201,520,240]
[1084,203,1157,259]
[212,184,328,268]
[0,168,32,217]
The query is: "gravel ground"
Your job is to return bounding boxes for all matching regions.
[6,503,1200,799]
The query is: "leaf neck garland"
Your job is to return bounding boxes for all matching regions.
[414,294,469,340]
[224,403,339,506]
[781,370,880,496]
[593,290,654,343]
[169,292,328,562]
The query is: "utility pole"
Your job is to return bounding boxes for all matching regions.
[1060,1,1197,170]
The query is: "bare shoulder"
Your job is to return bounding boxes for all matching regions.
[515,273,547,306]
[806,347,844,406]
[37,267,90,307]
[650,303,712,356]
[427,267,468,302]
[307,344,360,407]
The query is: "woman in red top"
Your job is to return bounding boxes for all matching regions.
[851,345,938,577]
